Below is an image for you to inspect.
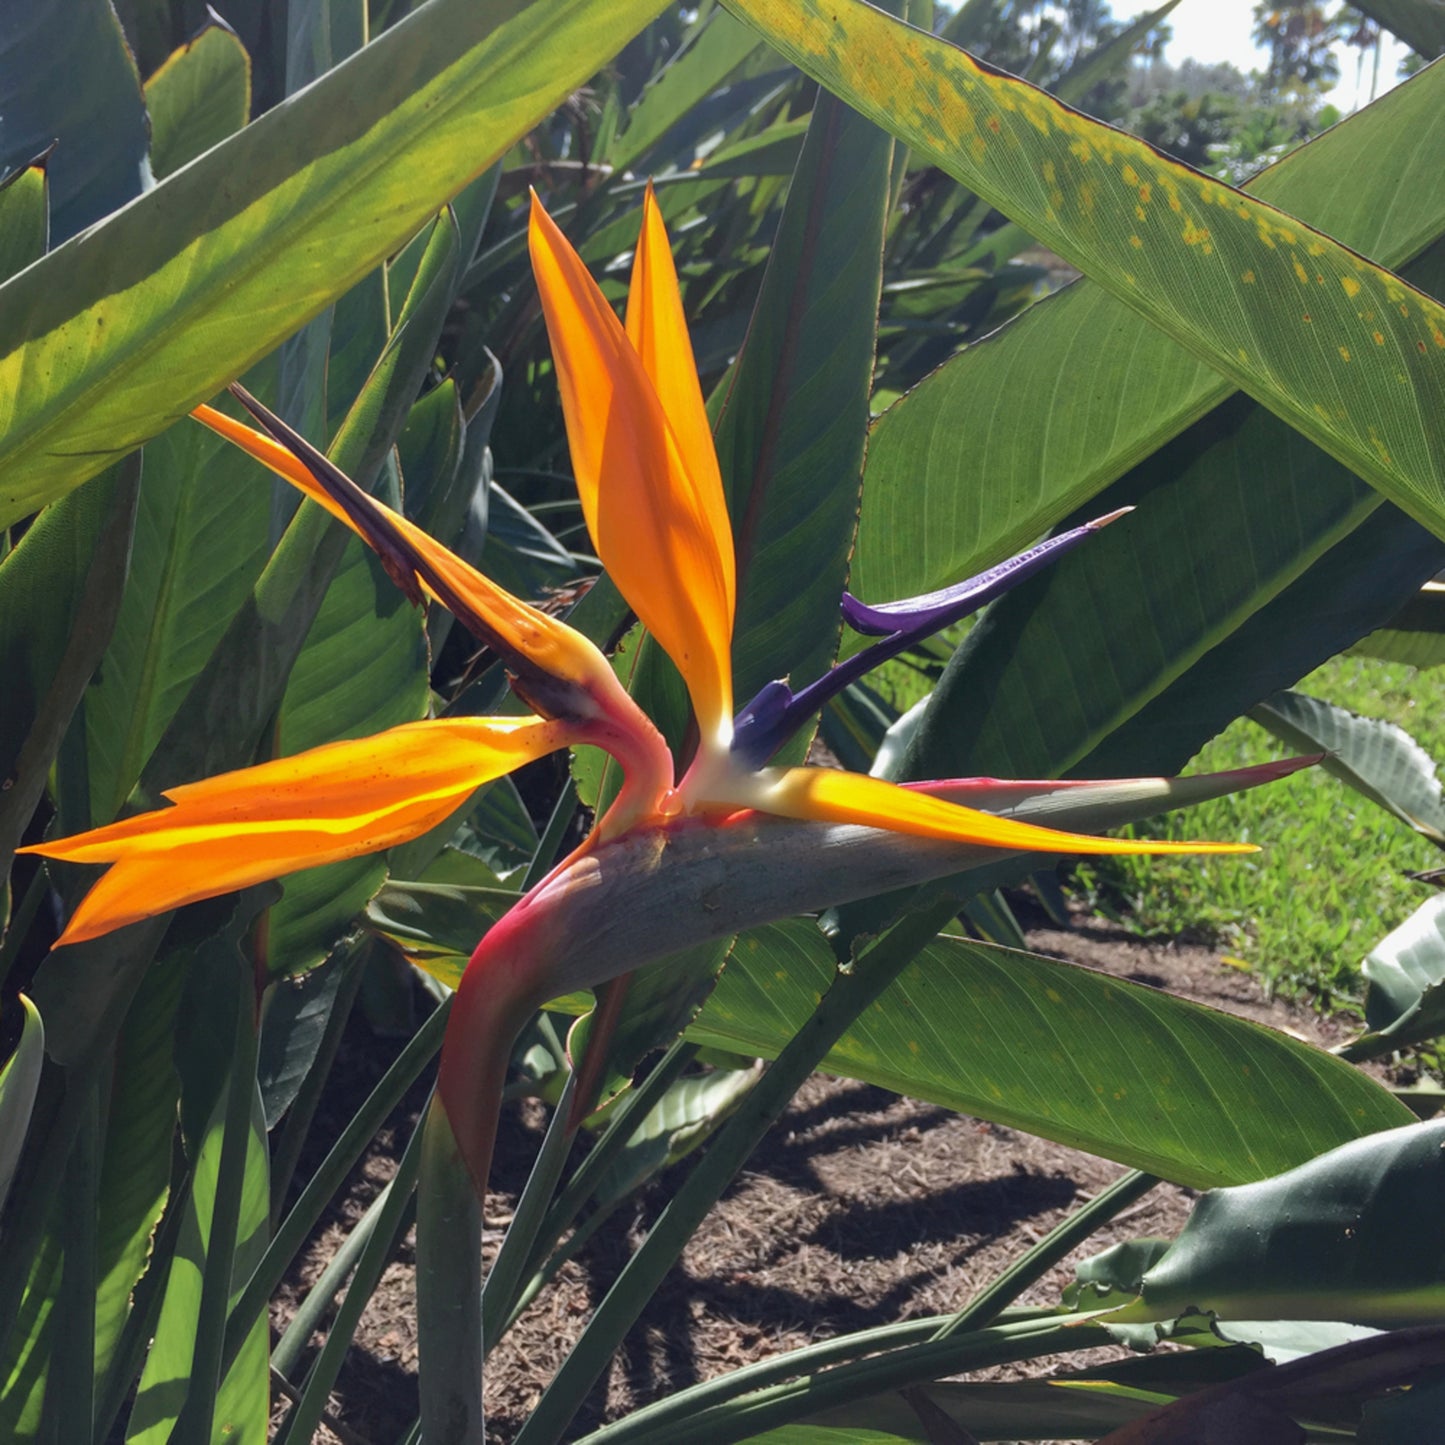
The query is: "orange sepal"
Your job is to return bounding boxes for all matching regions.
[756,767,1258,857]
[23,716,580,945]
[191,404,615,703]
[527,193,735,745]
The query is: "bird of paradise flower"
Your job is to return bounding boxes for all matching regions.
[23,188,1299,1205]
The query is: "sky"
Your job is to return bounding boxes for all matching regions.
[1160,0,1411,112]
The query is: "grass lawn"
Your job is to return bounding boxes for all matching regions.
[1069,653,1445,1015]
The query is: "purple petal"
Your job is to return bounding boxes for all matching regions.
[842,508,1132,636]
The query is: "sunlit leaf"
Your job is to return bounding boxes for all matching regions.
[0,0,666,527]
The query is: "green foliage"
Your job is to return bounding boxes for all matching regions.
[1075,653,1445,1003]
[0,2,1443,1441]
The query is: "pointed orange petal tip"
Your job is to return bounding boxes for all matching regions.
[754,767,1255,857]
[21,717,579,947]
[528,190,736,747]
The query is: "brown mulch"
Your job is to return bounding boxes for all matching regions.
[270,905,1372,1444]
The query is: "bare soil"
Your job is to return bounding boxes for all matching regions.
[272,905,1367,1444]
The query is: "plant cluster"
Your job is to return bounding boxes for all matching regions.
[1,1,1445,1442]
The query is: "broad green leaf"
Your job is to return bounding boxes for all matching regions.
[0,0,667,527]
[591,1060,761,1207]
[714,68,892,714]
[74,420,271,827]
[728,0,1445,540]
[93,960,185,1390]
[686,921,1408,1189]
[896,245,1445,794]
[844,56,1445,613]
[1104,1120,1445,1326]
[1350,0,1445,56]
[798,1379,1173,1443]
[1352,580,1445,669]
[1078,488,1445,781]
[125,1079,269,1445]
[143,20,252,181]
[0,161,46,284]
[1251,689,1445,846]
[256,953,353,1129]
[1342,893,1445,1060]
[0,996,42,1215]
[0,458,141,864]
[0,1234,61,1441]
[0,0,148,244]
[137,208,457,801]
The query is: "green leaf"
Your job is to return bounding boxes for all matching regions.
[73,419,272,827]
[0,1233,61,1441]
[143,19,252,181]
[366,876,521,988]
[686,921,1408,1189]
[0,161,47,285]
[1106,1120,1445,1326]
[1250,689,1445,846]
[1078,486,1445,781]
[0,0,147,244]
[845,54,1445,614]
[728,0,1445,540]
[137,207,457,803]
[797,1376,1181,1443]
[610,9,768,170]
[1350,0,1445,58]
[0,0,667,528]
[897,220,1445,795]
[0,457,141,863]
[1352,580,1445,669]
[1340,894,1445,1060]
[124,1079,270,1444]
[0,996,43,1216]
[591,1061,761,1207]
[713,64,892,717]
[93,959,185,1391]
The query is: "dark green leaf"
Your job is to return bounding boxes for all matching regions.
[1,458,140,862]
[0,996,42,1215]
[143,20,252,181]
[1352,580,1445,669]
[0,161,46,284]
[1108,1120,1445,1326]
[0,0,147,243]
[848,60,1445,615]
[686,921,1407,1189]
[730,0,1445,542]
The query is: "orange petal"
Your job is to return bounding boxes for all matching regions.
[192,404,615,707]
[528,194,735,746]
[756,767,1257,857]
[625,184,735,625]
[22,716,579,945]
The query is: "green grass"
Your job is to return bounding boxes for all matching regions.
[1071,654,1445,1014]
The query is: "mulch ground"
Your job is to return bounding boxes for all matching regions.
[270,903,1371,1444]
